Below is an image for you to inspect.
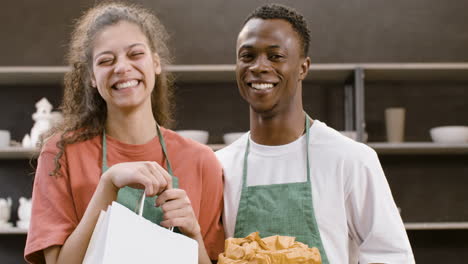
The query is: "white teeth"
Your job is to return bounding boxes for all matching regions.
[251,83,274,90]
[115,80,138,89]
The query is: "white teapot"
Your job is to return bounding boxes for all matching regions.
[17,197,32,229]
[0,197,12,227]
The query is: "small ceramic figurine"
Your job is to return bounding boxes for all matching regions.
[0,197,12,228]
[17,197,32,229]
[22,98,55,148]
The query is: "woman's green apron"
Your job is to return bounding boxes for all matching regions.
[101,125,179,226]
[234,115,330,263]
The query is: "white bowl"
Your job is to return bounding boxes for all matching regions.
[176,130,209,144]
[430,126,468,143]
[223,132,245,145]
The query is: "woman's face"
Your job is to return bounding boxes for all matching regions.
[91,21,161,113]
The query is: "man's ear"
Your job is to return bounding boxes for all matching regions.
[299,57,311,81]
[153,52,162,75]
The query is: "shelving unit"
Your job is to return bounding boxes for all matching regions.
[404,222,468,230]
[0,64,357,85]
[0,147,38,159]
[1,63,467,264]
[361,63,468,81]
[0,227,27,235]
[367,142,468,154]
[3,222,467,234]
[2,142,468,159]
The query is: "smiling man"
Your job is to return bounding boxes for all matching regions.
[215,4,415,264]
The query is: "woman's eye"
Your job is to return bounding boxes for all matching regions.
[131,52,145,57]
[97,59,113,65]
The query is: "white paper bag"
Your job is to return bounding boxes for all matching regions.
[83,201,198,264]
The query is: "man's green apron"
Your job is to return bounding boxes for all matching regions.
[234,115,330,264]
[101,125,179,226]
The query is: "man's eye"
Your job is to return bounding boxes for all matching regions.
[239,53,253,60]
[270,54,283,60]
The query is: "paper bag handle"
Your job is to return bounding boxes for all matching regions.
[135,190,174,232]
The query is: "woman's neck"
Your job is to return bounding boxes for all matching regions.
[105,106,157,145]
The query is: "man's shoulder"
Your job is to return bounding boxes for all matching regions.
[215,132,248,163]
[312,120,377,163]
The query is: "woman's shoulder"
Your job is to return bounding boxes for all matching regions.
[40,132,100,155]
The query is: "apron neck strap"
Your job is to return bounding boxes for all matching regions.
[101,125,174,176]
[242,113,312,188]
[156,124,174,176]
[102,130,108,172]
[305,114,311,182]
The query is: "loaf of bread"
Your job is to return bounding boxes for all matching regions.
[218,232,321,264]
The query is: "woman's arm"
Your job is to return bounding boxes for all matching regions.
[157,189,212,264]
[44,161,172,264]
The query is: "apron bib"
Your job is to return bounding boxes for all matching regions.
[101,125,179,226]
[234,115,330,264]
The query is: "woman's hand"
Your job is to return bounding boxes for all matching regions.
[102,161,172,197]
[156,189,202,239]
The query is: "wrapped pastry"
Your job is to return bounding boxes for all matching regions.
[218,232,321,264]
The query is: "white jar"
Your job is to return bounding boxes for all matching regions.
[0,130,10,148]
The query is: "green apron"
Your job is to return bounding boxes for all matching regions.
[234,115,330,264]
[101,125,179,226]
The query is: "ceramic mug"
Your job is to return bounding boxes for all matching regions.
[0,130,10,148]
[0,197,12,223]
[385,108,406,143]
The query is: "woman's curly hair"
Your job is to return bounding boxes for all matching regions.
[45,1,175,176]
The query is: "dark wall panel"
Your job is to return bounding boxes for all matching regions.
[1,0,468,65]
[173,82,345,144]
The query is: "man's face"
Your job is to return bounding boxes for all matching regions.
[236,18,309,116]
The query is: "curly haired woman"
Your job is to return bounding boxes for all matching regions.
[24,2,224,263]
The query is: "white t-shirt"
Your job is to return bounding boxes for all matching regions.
[216,120,415,264]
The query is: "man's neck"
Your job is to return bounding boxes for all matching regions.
[250,107,308,146]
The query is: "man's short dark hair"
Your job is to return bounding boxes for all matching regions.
[243,3,311,57]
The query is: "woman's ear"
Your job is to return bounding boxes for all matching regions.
[91,76,97,88]
[153,52,162,75]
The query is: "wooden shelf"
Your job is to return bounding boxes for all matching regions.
[208,144,225,151]
[1,143,466,159]
[0,147,38,159]
[0,226,28,234]
[210,143,468,154]
[1,222,467,234]
[404,222,468,230]
[361,63,468,81]
[0,64,355,85]
[2,63,468,85]
[368,142,468,154]
[0,66,68,85]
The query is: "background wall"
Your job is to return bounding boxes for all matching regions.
[1,0,468,66]
[0,1,467,263]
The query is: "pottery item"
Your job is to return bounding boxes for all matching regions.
[430,126,468,143]
[223,132,245,145]
[385,107,406,143]
[176,130,209,144]
[0,130,10,148]
[0,197,12,225]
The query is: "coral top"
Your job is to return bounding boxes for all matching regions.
[24,127,225,263]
